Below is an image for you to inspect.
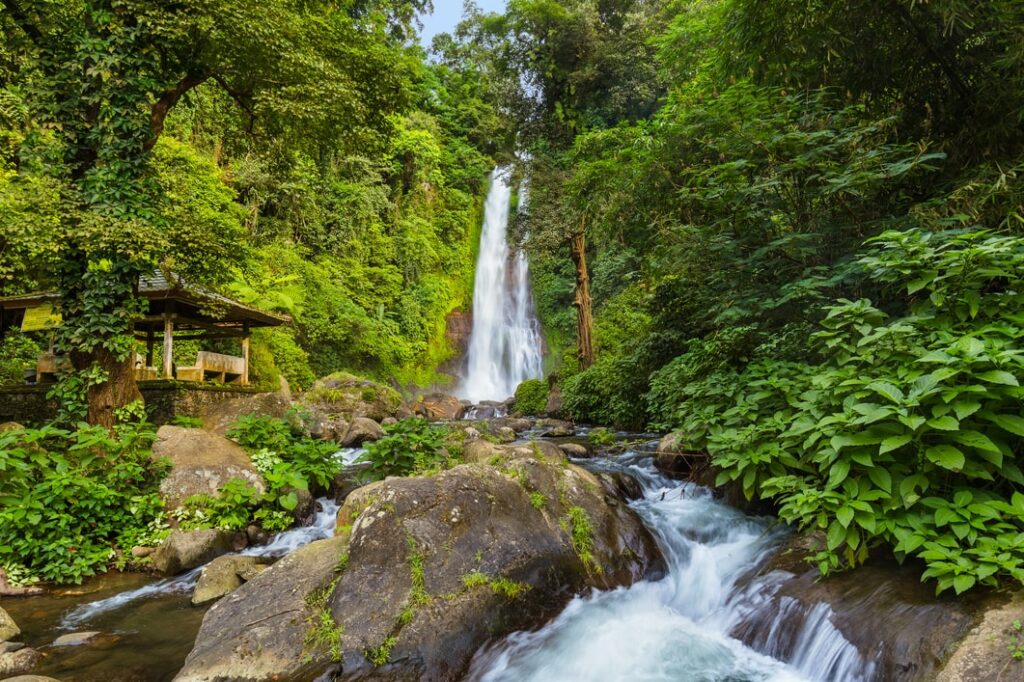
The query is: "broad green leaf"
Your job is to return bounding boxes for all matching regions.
[984,413,1024,437]
[880,434,912,454]
[976,370,1019,386]
[953,574,975,595]
[867,467,892,493]
[952,399,981,420]
[836,506,854,528]
[950,430,1000,453]
[926,416,959,431]
[867,381,904,404]
[926,445,965,471]
[827,521,846,550]
[828,459,851,489]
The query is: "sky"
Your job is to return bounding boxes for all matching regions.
[418,0,508,47]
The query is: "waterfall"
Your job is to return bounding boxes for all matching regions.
[459,168,544,402]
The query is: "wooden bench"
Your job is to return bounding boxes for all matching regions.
[35,353,72,383]
[177,351,246,384]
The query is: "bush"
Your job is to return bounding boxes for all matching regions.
[513,379,548,415]
[0,330,41,387]
[675,230,1024,594]
[357,417,448,479]
[0,422,168,584]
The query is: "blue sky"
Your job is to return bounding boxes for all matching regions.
[418,1,508,46]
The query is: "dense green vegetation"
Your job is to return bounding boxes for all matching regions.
[442,0,1024,592]
[0,0,504,419]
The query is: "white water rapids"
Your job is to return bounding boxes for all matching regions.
[467,450,871,682]
[459,168,544,402]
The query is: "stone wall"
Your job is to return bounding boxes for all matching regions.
[0,381,266,426]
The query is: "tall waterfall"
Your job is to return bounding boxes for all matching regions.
[459,168,544,402]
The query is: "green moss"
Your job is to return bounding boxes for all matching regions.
[366,636,396,667]
[461,570,532,599]
[303,582,344,663]
[566,505,600,573]
[530,491,547,509]
[461,570,489,589]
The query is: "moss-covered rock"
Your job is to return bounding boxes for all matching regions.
[513,379,548,415]
[300,373,404,425]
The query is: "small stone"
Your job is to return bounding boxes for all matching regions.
[0,641,25,653]
[559,443,591,458]
[0,606,20,643]
[342,417,385,447]
[463,427,482,440]
[2,676,62,682]
[51,631,101,647]
[192,555,263,605]
[130,545,154,558]
[0,647,41,677]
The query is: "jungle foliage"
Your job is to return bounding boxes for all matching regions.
[444,0,1024,592]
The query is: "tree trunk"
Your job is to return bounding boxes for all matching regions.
[570,229,595,370]
[71,346,142,429]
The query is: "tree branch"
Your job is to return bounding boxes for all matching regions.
[213,75,256,131]
[1,0,43,47]
[146,71,211,151]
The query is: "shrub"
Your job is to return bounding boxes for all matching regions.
[0,422,167,584]
[513,379,548,415]
[0,330,40,387]
[675,230,1024,594]
[357,417,448,479]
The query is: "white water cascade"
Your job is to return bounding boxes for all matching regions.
[467,450,871,682]
[459,168,544,402]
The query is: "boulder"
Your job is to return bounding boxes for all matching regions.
[536,419,574,437]
[462,426,482,440]
[191,555,266,605]
[937,592,1024,682]
[0,607,18,643]
[152,529,247,575]
[0,648,40,678]
[490,417,532,433]
[494,426,517,443]
[653,431,707,478]
[175,536,349,682]
[341,417,385,447]
[409,393,464,421]
[199,392,292,436]
[559,442,591,458]
[151,426,266,510]
[51,631,100,647]
[0,422,24,432]
[300,373,403,423]
[731,534,984,681]
[178,442,661,681]
[0,641,24,654]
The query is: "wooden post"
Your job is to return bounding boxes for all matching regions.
[162,315,174,379]
[146,327,155,367]
[241,323,250,385]
[570,228,595,369]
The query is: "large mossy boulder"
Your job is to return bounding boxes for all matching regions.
[176,441,661,681]
[199,391,292,436]
[151,426,265,510]
[408,392,464,421]
[300,373,404,424]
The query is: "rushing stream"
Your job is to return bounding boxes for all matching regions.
[459,168,544,402]
[467,448,870,682]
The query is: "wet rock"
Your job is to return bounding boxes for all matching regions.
[559,442,591,458]
[537,418,574,437]
[51,631,100,647]
[409,392,465,421]
[0,570,42,597]
[300,373,404,423]
[0,607,19,643]
[192,556,266,605]
[175,536,348,682]
[130,545,154,558]
[341,417,385,447]
[0,641,25,654]
[246,524,273,547]
[463,426,482,440]
[0,648,40,677]
[2,675,62,681]
[152,528,247,575]
[938,591,1024,682]
[180,441,661,681]
[731,534,982,681]
[599,472,644,501]
[307,415,347,442]
[151,426,266,510]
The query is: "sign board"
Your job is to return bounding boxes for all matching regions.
[21,303,62,331]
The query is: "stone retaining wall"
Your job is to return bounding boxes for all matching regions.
[0,381,266,426]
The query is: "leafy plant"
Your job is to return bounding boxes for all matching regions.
[513,379,549,415]
[0,422,166,584]
[677,230,1024,593]
[357,418,448,479]
[588,428,616,446]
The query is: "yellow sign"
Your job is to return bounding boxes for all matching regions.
[21,303,62,331]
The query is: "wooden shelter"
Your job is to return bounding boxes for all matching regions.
[0,271,290,385]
